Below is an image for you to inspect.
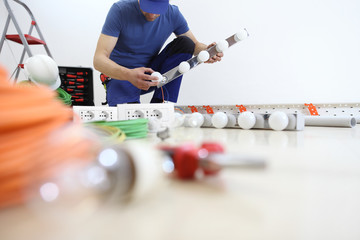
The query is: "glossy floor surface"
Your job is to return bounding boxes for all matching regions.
[1,125,360,240]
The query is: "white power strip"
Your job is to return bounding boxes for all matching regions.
[73,103,175,128]
[117,103,175,128]
[73,106,118,122]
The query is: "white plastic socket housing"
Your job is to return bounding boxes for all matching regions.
[226,114,237,128]
[73,103,175,130]
[73,106,118,122]
[117,103,175,129]
[202,114,212,127]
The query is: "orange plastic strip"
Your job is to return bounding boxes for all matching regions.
[236,105,247,113]
[305,103,319,116]
[188,106,198,113]
[203,106,214,114]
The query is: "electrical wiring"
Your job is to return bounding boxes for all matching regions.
[89,118,149,139]
[163,85,169,102]
[18,81,72,106]
[56,87,72,105]
[161,86,165,102]
[174,106,185,113]
[84,124,126,142]
[160,85,170,103]
[0,66,99,210]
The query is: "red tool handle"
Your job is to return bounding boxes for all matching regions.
[67,72,88,76]
[168,142,225,179]
[66,85,85,89]
[66,88,83,93]
[63,81,76,85]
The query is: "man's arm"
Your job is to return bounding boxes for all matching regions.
[93,34,159,90]
[178,30,223,64]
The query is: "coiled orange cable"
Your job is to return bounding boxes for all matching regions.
[0,66,99,209]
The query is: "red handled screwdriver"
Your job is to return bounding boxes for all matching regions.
[66,85,86,89]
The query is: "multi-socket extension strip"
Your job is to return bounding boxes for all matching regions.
[177,103,360,122]
[176,103,360,129]
[73,102,360,131]
[73,103,175,129]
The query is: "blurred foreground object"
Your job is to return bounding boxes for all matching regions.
[160,142,266,179]
[90,119,149,140]
[0,66,97,209]
[0,65,164,210]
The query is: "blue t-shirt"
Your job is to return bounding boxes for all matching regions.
[102,0,189,69]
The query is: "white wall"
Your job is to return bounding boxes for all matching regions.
[1,0,360,106]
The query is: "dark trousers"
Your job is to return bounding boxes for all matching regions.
[141,35,195,103]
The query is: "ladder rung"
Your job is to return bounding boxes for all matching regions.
[5,34,46,45]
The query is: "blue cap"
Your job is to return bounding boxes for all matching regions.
[139,0,169,14]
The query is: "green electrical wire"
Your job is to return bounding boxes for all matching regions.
[17,82,72,105]
[56,88,72,106]
[90,118,149,139]
[84,124,126,142]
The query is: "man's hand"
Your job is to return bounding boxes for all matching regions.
[205,42,224,64]
[127,67,159,90]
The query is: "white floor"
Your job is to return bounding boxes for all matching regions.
[1,125,360,240]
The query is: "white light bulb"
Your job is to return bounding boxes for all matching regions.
[234,29,248,42]
[151,72,163,82]
[211,112,228,129]
[197,50,210,62]
[238,111,256,130]
[268,111,289,131]
[188,112,205,128]
[216,40,229,52]
[173,112,185,127]
[178,61,190,74]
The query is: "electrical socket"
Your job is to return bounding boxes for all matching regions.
[73,104,175,128]
[73,106,118,122]
[117,103,175,128]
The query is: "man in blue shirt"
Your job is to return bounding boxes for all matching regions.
[94,0,223,106]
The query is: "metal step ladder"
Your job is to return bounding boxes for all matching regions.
[0,0,52,80]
